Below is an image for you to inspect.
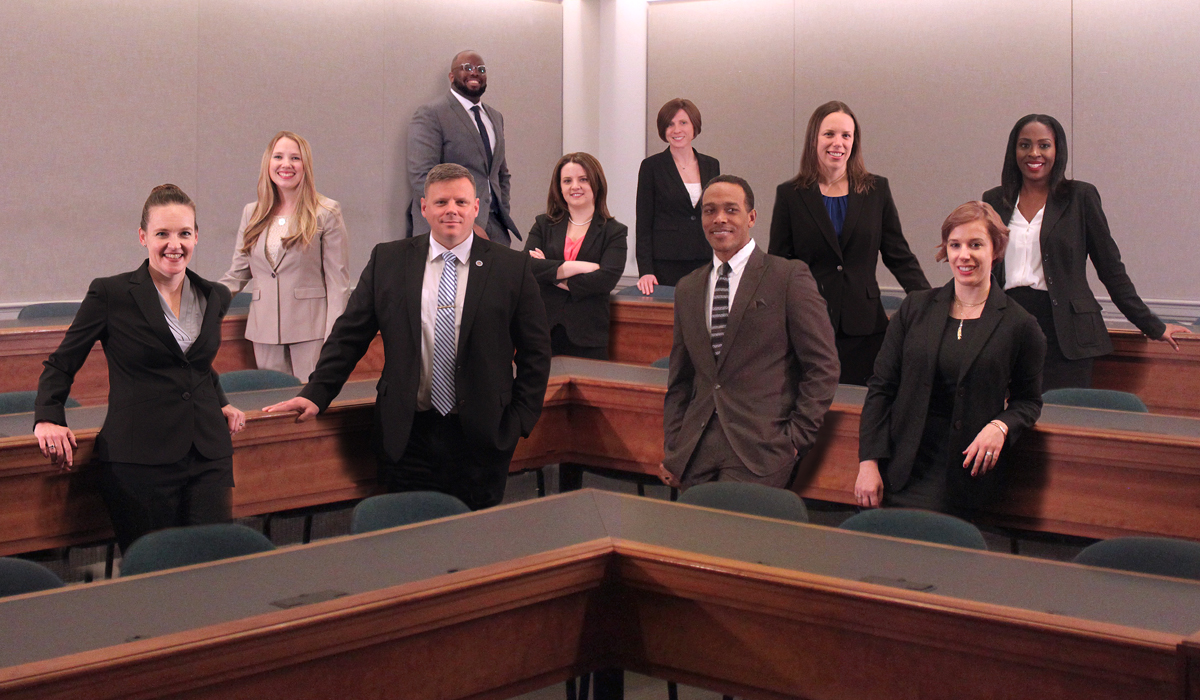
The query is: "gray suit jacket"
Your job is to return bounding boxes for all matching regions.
[407,91,518,239]
[663,246,840,480]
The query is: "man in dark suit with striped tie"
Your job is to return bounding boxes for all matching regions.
[660,175,840,489]
[266,164,551,510]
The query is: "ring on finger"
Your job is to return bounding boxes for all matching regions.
[49,445,57,452]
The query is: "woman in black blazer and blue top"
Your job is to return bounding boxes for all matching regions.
[635,98,720,294]
[34,185,246,552]
[983,114,1189,390]
[769,101,930,385]
[856,202,1045,514]
[526,152,628,359]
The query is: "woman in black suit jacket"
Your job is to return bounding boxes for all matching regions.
[526,152,628,359]
[769,101,930,385]
[34,185,245,552]
[856,202,1045,514]
[983,114,1189,390]
[635,98,719,293]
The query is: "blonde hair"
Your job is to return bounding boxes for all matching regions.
[240,131,328,254]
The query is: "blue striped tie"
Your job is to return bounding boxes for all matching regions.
[431,251,458,415]
[711,262,731,358]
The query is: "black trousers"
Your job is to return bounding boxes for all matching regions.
[652,259,709,287]
[835,330,887,386]
[379,410,513,511]
[551,325,608,360]
[98,446,234,553]
[1007,286,1093,390]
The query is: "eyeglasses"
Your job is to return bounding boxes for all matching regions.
[457,63,486,74]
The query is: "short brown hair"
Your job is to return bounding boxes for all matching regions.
[656,98,702,142]
[546,152,612,224]
[425,163,475,196]
[935,201,1009,262]
[140,184,196,231]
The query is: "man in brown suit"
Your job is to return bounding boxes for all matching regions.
[659,175,840,489]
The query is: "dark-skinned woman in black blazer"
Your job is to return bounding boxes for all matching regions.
[856,202,1046,514]
[635,98,719,294]
[526,152,628,359]
[34,184,246,552]
[769,101,930,385]
[983,114,1190,390]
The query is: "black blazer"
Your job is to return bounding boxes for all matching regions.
[525,215,628,349]
[858,281,1045,508]
[983,180,1166,360]
[768,177,929,336]
[35,262,233,465]
[635,147,720,273]
[299,234,551,465]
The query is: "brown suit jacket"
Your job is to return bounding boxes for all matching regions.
[219,197,350,344]
[663,245,840,479]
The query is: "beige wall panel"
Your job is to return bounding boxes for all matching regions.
[384,0,563,250]
[0,0,200,302]
[194,0,389,286]
[790,0,1071,290]
[1072,0,1200,303]
[647,0,795,253]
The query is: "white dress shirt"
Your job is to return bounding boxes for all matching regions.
[450,88,498,204]
[705,239,756,333]
[417,234,473,411]
[1003,198,1047,291]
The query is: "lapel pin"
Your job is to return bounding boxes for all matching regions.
[475,260,483,267]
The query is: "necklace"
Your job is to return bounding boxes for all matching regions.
[276,216,287,227]
[954,294,986,308]
[569,217,592,227]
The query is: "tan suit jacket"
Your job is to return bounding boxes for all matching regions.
[220,197,350,344]
[663,246,840,480]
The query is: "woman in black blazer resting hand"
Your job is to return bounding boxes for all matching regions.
[983,114,1189,390]
[855,202,1045,514]
[33,184,246,552]
[769,101,930,385]
[635,98,719,294]
[526,152,628,359]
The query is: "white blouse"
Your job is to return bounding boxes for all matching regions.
[1003,198,1047,291]
[685,182,703,208]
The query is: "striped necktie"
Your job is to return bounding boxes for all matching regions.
[711,262,731,359]
[431,251,458,415]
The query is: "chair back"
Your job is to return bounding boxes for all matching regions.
[650,356,670,369]
[614,285,676,301]
[839,508,988,550]
[1042,388,1148,413]
[351,492,471,534]
[218,369,302,393]
[230,291,253,309]
[1073,536,1200,580]
[17,302,82,321]
[0,557,65,598]
[120,523,276,576]
[678,482,808,523]
[0,390,80,415]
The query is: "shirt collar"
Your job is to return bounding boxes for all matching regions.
[429,233,475,264]
[450,87,481,113]
[713,238,755,274]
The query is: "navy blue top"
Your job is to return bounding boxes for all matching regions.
[823,194,849,237]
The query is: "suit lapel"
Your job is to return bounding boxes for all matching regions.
[699,153,719,188]
[458,236,493,357]
[483,103,502,177]
[923,283,954,381]
[129,262,187,362]
[187,271,224,359]
[575,219,604,262]
[1039,191,1067,255]
[447,92,489,167]
[716,247,765,373]
[682,263,717,376]
[956,283,1006,384]
[798,185,843,260]
[406,236,430,351]
[840,189,865,251]
[546,218,570,260]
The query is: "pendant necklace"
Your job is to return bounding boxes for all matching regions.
[954,294,986,341]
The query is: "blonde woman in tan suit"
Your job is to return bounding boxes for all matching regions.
[220,131,350,382]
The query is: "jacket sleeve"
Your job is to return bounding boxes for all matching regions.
[566,221,628,299]
[635,157,656,276]
[507,255,552,438]
[407,103,444,237]
[993,313,1046,446]
[218,204,255,294]
[876,180,931,292]
[320,201,352,338]
[662,300,695,456]
[768,184,796,259]
[210,285,232,407]
[34,278,109,427]
[858,295,911,461]
[524,216,564,284]
[784,261,841,456]
[1079,183,1166,339]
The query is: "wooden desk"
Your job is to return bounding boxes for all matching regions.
[2,491,1199,700]
[606,296,1200,417]
[3,358,1200,557]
